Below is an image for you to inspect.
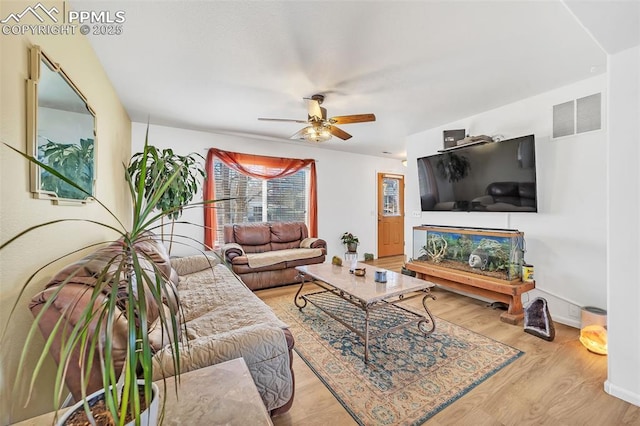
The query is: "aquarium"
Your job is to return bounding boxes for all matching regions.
[412,225,525,281]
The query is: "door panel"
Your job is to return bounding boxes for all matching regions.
[377,173,404,257]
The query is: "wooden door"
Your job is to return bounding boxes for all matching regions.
[377,173,404,257]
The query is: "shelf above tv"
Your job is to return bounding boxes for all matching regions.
[437,139,490,153]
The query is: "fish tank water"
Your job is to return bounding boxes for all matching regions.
[412,225,525,281]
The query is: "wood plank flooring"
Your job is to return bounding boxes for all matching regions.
[256,256,640,425]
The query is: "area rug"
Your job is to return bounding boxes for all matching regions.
[269,294,524,426]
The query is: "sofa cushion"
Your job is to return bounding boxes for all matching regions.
[284,254,327,269]
[231,256,288,274]
[175,268,227,322]
[246,248,324,269]
[233,223,272,250]
[270,222,305,251]
[271,221,305,242]
[178,264,288,334]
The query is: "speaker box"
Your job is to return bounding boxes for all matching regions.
[443,129,465,149]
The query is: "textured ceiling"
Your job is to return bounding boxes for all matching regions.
[75,0,617,159]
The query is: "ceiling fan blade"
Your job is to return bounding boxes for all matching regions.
[330,114,376,125]
[290,127,309,140]
[307,99,323,121]
[258,117,308,124]
[329,125,352,140]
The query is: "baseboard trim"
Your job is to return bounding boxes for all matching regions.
[550,314,580,329]
[437,285,582,328]
[604,380,640,407]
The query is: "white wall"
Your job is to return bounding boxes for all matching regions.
[132,123,404,259]
[605,45,640,406]
[405,75,607,328]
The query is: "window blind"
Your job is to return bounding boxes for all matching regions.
[213,159,308,244]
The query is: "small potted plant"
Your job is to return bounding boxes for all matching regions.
[341,232,359,253]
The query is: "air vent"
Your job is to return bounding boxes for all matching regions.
[553,101,575,138]
[576,93,601,134]
[552,93,601,139]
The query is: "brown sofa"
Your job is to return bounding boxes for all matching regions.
[222,222,327,291]
[29,236,295,415]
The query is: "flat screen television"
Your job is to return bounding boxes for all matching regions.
[417,134,537,212]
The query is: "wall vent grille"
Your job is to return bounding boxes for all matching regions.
[552,92,602,139]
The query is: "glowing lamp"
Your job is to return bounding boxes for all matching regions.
[301,124,332,142]
[579,325,608,355]
[579,306,607,355]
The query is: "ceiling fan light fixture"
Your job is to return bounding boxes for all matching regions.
[302,124,332,143]
[260,94,375,143]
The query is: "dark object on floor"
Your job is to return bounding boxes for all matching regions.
[401,266,416,277]
[488,301,508,311]
[524,297,555,341]
[364,253,374,261]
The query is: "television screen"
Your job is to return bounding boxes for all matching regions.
[417,134,537,212]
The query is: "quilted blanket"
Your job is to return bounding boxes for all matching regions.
[152,258,293,411]
[246,247,324,269]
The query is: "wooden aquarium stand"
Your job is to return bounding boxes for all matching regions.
[406,262,535,324]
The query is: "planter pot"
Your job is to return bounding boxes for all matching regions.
[58,380,159,426]
[346,243,358,253]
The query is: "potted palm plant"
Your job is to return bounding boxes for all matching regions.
[2,129,209,425]
[128,146,205,253]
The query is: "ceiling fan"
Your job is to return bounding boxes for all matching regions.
[258,94,376,142]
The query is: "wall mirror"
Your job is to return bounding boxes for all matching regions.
[27,45,96,204]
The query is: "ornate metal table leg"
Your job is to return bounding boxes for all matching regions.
[294,272,308,310]
[418,291,437,335]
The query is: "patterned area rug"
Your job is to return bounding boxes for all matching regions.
[269,294,524,426]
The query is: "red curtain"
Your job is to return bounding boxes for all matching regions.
[204,148,317,249]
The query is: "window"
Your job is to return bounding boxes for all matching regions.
[203,148,317,249]
[212,159,309,244]
[383,177,401,216]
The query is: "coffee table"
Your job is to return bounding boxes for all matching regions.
[295,263,436,363]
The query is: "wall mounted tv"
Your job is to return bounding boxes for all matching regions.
[417,134,537,212]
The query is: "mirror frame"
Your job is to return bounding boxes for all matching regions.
[27,45,97,204]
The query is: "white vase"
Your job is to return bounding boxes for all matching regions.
[57,380,159,426]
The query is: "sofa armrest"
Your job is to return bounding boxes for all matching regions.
[300,237,326,250]
[29,284,129,401]
[222,243,245,263]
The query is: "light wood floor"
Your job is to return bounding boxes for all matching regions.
[256,256,640,426]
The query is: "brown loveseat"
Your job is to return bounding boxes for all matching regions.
[222,222,326,290]
[29,235,295,415]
